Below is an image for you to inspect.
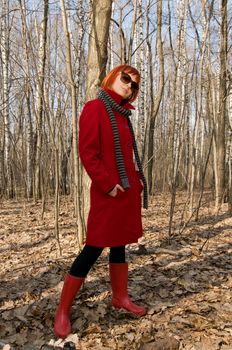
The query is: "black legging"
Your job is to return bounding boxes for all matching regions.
[69,245,125,277]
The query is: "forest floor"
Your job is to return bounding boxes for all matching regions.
[0,192,232,350]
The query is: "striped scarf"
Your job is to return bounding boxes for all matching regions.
[98,88,148,209]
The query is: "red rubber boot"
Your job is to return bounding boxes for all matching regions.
[109,263,146,316]
[54,274,84,339]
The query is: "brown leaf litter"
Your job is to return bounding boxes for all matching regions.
[0,193,231,349]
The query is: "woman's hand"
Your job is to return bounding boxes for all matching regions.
[108,184,125,197]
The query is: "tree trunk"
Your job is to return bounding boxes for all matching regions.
[214,0,227,212]
[128,0,137,64]
[60,0,85,247]
[86,0,112,101]
[18,0,34,199]
[1,0,13,198]
[81,0,112,236]
[227,73,232,214]
[147,0,164,194]
[168,0,188,236]
[34,0,49,200]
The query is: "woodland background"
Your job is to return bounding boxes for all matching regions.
[0,0,232,349]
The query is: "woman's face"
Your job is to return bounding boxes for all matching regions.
[110,71,139,99]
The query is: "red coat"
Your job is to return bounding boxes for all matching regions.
[78,88,143,247]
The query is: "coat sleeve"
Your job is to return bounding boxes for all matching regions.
[78,101,116,194]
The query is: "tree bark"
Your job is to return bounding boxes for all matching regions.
[215,0,227,212]
[34,0,49,200]
[81,0,112,236]
[1,0,13,198]
[60,0,85,247]
[147,0,164,194]
[227,73,232,214]
[18,0,34,199]
[86,0,112,101]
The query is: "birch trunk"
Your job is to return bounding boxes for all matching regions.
[168,0,188,236]
[1,0,13,198]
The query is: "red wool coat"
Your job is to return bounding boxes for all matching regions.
[78,88,143,247]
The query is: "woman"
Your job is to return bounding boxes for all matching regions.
[54,64,148,339]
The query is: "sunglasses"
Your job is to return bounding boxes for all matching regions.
[120,71,139,91]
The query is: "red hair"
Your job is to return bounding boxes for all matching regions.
[101,64,140,102]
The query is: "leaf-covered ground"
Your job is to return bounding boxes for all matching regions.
[0,193,232,350]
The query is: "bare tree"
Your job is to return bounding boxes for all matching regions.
[0,0,13,197]
[80,0,113,239]
[0,0,231,241]
[214,0,227,212]
[60,0,85,247]
[18,0,34,199]
[167,0,188,236]
[188,0,214,217]
[34,0,49,200]
[146,0,164,193]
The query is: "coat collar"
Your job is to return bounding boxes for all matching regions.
[103,87,135,110]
